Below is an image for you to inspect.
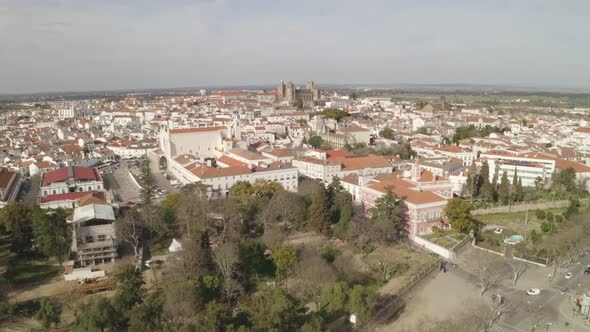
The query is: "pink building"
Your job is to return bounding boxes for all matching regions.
[360,162,451,236]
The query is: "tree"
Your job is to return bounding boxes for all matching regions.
[0,203,33,255]
[74,296,115,332]
[293,249,337,309]
[444,198,475,233]
[551,167,576,193]
[347,285,376,325]
[229,181,254,198]
[261,191,307,229]
[213,242,241,304]
[479,161,494,203]
[511,170,519,202]
[320,282,349,315]
[238,240,275,278]
[498,171,510,205]
[535,209,545,220]
[139,158,157,207]
[32,207,71,266]
[507,258,528,286]
[346,217,373,255]
[175,185,210,240]
[128,293,163,332]
[270,243,297,287]
[321,108,350,121]
[35,298,61,329]
[117,208,146,270]
[371,256,407,283]
[194,301,232,332]
[416,127,429,135]
[534,176,544,190]
[309,185,331,233]
[475,254,506,296]
[466,163,480,198]
[368,186,405,239]
[294,99,303,109]
[379,127,395,140]
[308,136,323,149]
[113,264,146,317]
[516,178,524,201]
[239,284,302,332]
[349,91,358,100]
[251,179,283,199]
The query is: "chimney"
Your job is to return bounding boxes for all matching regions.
[206,159,212,167]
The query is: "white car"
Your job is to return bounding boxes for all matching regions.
[494,228,503,234]
[565,272,573,279]
[527,288,541,296]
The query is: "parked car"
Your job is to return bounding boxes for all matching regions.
[494,228,503,234]
[526,288,541,296]
[584,266,590,275]
[565,272,573,279]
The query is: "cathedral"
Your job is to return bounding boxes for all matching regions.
[276,80,321,107]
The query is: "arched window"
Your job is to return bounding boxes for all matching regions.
[52,190,56,195]
[44,191,47,196]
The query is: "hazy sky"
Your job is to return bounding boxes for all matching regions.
[1,0,589,94]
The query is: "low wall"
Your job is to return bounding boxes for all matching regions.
[64,268,106,281]
[472,200,572,215]
[409,235,455,260]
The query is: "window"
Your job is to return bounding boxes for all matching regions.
[85,236,93,243]
[98,234,106,241]
[52,190,56,195]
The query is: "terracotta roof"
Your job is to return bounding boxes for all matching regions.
[169,126,226,134]
[329,155,391,170]
[367,180,447,205]
[35,161,58,169]
[575,127,590,134]
[0,168,17,190]
[41,190,104,203]
[189,165,252,179]
[217,155,248,167]
[42,166,101,187]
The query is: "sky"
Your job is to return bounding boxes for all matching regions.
[1,0,590,94]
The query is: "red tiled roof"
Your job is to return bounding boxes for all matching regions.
[575,127,590,134]
[367,180,447,205]
[189,165,251,179]
[41,190,104,203]
[42,166,101,187]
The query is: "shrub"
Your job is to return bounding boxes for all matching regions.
[545,211,554,222]
[554,214,564,223]
[529,229,541,245]
[535,209,546,220]
[320,242,340,263]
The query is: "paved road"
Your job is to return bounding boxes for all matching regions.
[103,164,141,203]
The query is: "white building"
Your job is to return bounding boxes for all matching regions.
[70,204,117,266]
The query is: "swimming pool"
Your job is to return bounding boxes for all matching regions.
[504,234,524,245]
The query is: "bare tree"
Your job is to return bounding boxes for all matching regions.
[507,258,528,286]
[117,209,146,270]
[175,188,209,240]
[347,217,373,256]
[293,248,337,310]
[475,254,507,296]
[213,242,241,304]
[371,256,407,283]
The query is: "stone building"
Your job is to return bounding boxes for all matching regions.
[277,80,321,107]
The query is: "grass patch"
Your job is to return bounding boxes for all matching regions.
[4,256,61,285]
[150,236,173,256]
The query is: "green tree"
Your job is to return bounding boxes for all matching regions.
[349,91,358,100]
[511,169,519,202]
[300,315,325,332]
[239,285,301,332]
[32,207,71,266]
[270,243,297,287]
[320,282,349,315]
[294,99,303,109]
[238,240,275,278]
[112,264,146,326]
[128,293,163,332]
[309,185,331,233]
[516,178,524,201]
[416,127,429,135]
[308,136,323,149]
[466,163,480,197]
[194,301,232,332]
[535,209,546,220]
[347,285,376,325]
[251,179,283,199]
[379,127,395,140]
[139,158,157,207]
[368,186,405,238]
[229,181,254,198]
[0,203,33,255]
[35,298,61,329]
[74,296,115,332]
[498,171,510,205]
[321,108,350,121]
[479,161,495,203]
[529,229,541,245]
[444,198,475,233]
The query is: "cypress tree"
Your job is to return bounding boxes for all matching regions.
[309,185,331,233]
[499,171,510,205]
